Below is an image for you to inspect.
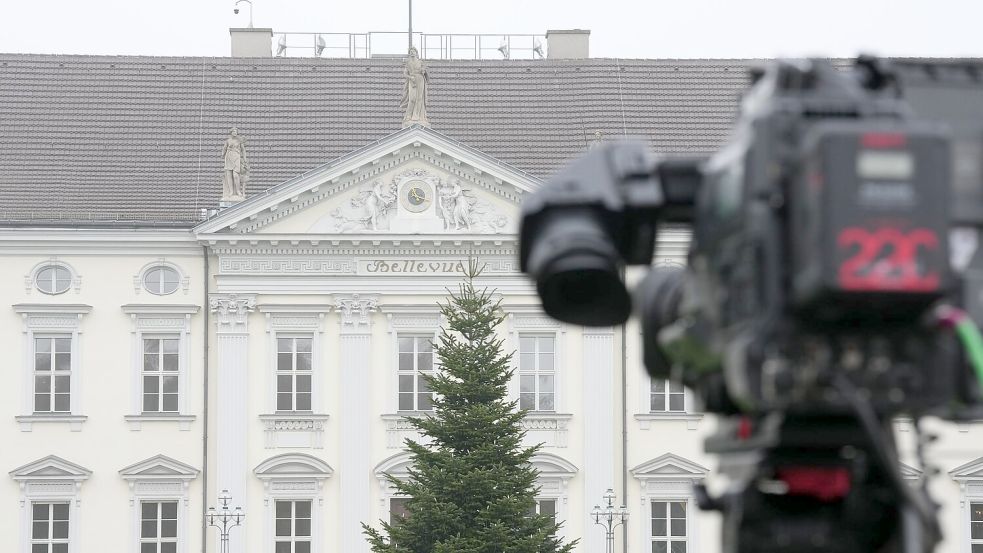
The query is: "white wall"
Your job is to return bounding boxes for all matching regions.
[0,232,206,553]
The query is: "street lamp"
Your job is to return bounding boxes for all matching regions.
[591,488,629,553]
[206,489,244,553]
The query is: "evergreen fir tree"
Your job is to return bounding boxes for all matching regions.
[363,260,576,553]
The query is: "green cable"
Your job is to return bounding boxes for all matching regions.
[954,319,983,395]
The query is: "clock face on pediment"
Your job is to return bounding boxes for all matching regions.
[399,180,433,213]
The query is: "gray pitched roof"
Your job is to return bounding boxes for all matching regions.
[0,54,757,226]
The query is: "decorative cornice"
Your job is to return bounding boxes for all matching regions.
[209,294,256,330]
[257,304,333,314]
[335,294,378,327]
[121,304,201,315]
[204,238,518,255]
[13,304,92,315]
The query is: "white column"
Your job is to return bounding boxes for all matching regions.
[210,294,255,553]
[582,327,616,553]
[337,294,378,553]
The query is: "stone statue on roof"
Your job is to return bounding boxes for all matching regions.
[400,46,430,128]
[221,127,250,203]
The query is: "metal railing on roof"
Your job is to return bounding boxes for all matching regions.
[272,31,547,60]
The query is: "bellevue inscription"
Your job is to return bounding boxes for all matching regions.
[361,260,467,274]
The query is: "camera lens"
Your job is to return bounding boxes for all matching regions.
[524,210,630,326]
[635,267,686,378]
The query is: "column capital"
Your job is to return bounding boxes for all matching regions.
[209,294,256,332]
[335,294,379,330]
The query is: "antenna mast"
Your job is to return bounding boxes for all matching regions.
[408,0,413,50]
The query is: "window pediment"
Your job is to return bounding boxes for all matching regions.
[530,453,578,478]
[374,452,414,481]
[631,453,709,481]
[119,455,199,482]
[950,456,983,481]
[254,453,333,480]
[900,462,923,481]
[10,455,91,483]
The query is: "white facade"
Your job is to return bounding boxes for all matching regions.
[2,125,982,553]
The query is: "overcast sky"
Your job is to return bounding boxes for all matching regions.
[2,0,982,59]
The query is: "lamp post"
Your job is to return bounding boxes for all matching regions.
[233,0,254,29]
[206,489,244,553]
[592,488,629,553]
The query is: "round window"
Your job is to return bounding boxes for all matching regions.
[144,266,181,295]
[35,265,72,295]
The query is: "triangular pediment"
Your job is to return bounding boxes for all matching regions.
[10,455,92,482]
[950,456,983,480]
[119,454,199,481]
[195,125,541,239]
[631,453,709,479]
[254,453,333,479]
[900,462,923,480]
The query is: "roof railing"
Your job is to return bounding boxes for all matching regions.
[272,31,547,60]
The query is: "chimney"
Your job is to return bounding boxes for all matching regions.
[545,29,590,59]
[230,27,274,57]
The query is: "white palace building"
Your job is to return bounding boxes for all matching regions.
[1,28,982,553]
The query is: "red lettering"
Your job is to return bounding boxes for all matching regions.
[836,227,940,292]
[860,133,907,149]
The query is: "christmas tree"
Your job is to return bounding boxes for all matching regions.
[363,260,576,553]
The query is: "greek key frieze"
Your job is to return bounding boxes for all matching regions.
[218,258,356,275]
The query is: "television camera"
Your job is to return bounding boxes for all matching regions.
[519,57,983,553]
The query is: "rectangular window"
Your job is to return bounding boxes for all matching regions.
[34,337,71,413]
[275,500,312,553]
[519,335,555,411]
[528,498,557,520]
[651,500,687,553]
[651,379,685,413]
[140,501,178,553]
[31,502,69,553]
[398,335,434,411]
[277,336,313,412]
[390,497,411,526]
[972,502,983,553]
[143,337,180,413]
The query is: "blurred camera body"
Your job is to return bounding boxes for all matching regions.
[521,56,983,553]
[521,58,981,418]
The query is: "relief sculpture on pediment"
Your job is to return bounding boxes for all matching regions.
[325,179,397,232]
[436,178,509,233]
[316,169,510,234]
